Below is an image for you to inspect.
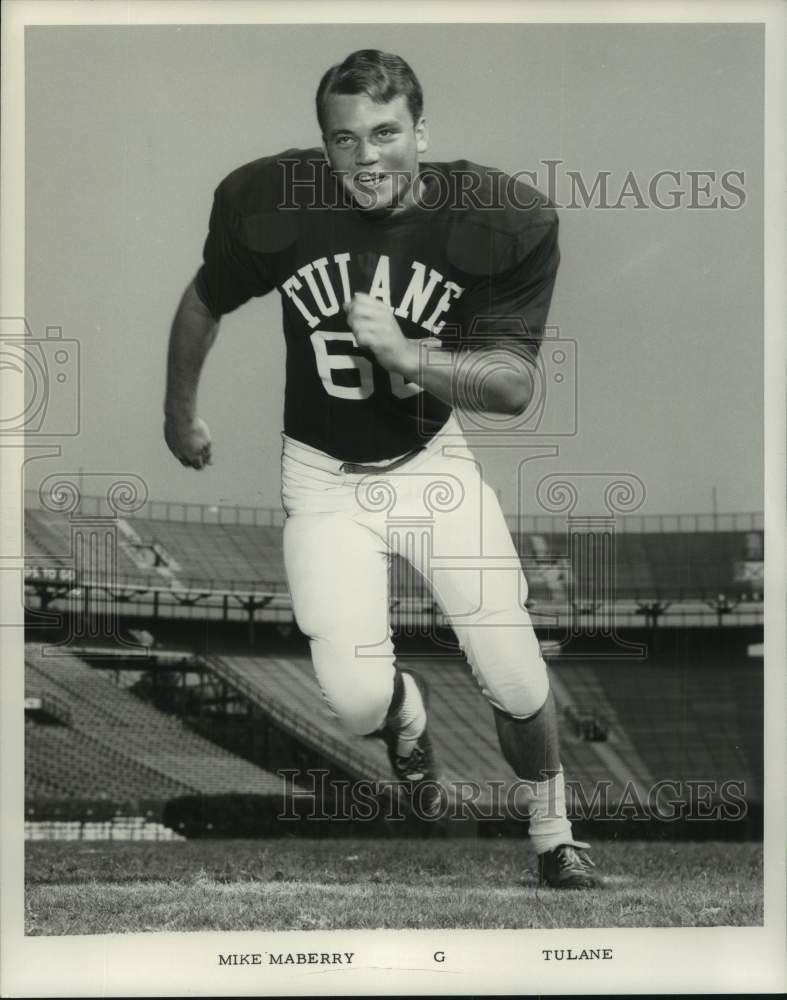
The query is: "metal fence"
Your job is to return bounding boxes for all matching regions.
[505,511,764,534]
[24,818,185,841]
[24,490,287,526]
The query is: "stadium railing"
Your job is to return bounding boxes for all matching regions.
[23,492,764,629]
[24,489,763,534]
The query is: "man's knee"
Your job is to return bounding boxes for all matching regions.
[489,669,550,719]
[330,676,394,736]
[309,641,395,736]
[459,621,550,717]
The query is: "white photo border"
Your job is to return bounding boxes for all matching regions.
[1,0,785,996]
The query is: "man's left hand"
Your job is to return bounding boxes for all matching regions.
[344,292,418,378]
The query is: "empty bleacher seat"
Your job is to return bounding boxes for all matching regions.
[25,646,282,800]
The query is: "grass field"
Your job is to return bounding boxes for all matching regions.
[25,838,762,935]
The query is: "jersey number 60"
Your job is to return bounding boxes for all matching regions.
[310,330,422,400]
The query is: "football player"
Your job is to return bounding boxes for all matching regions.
[164,49,599,889]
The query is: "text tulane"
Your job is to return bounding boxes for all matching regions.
[542,947,613,961]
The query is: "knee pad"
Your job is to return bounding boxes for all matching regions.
[340,663,409,737]
[490,671,549,719]
[309,640,395,737]
[328,682,394,737]
[459,622,549,718]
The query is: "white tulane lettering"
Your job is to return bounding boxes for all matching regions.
[282,274,320,329]
[281,253,464,334]
[334,252,353,304]
[422,280,464,334]
[299,259,340,317]
[368,254,392,305]
[393,261,443,323]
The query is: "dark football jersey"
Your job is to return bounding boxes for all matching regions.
[195,148,559,463]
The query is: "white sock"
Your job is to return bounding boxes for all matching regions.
[394,672,427,757]
[526,768,587,855]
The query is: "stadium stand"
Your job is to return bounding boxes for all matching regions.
[22,495,763,839]
[24,498,763,604]
[25,646,282,798]
[565,659,763,802]
[24,636,761,817]
[25,508,72,562]
[206,652,658,805]
[25,721,191,800]
[25,771,67,799]
[400,654,762,807]
[206,653,392,781]
[26,507,148,584]
[399,656,641,793]
[220,648,759,798]
[127,518,286,585]
[24,508,283,588]
[512,529,762,601]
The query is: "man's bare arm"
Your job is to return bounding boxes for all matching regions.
[345,292,536,415]
[401,338,536,415]
[163,279,219,469]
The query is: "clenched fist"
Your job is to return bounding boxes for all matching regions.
[343,292,419,378]
[164,414,213,470]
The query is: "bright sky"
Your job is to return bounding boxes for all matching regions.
[22,22,763,517]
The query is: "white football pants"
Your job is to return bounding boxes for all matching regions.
[281,414,550,737]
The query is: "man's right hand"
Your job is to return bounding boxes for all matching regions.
[164,415,213,470]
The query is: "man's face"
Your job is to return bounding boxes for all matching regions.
[322,92,428,213]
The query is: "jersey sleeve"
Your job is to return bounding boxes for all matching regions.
[194,183,277,320]
[448,214,560,366]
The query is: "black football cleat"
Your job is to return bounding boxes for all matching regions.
[538,844,600,889]
[382,671,444,819]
